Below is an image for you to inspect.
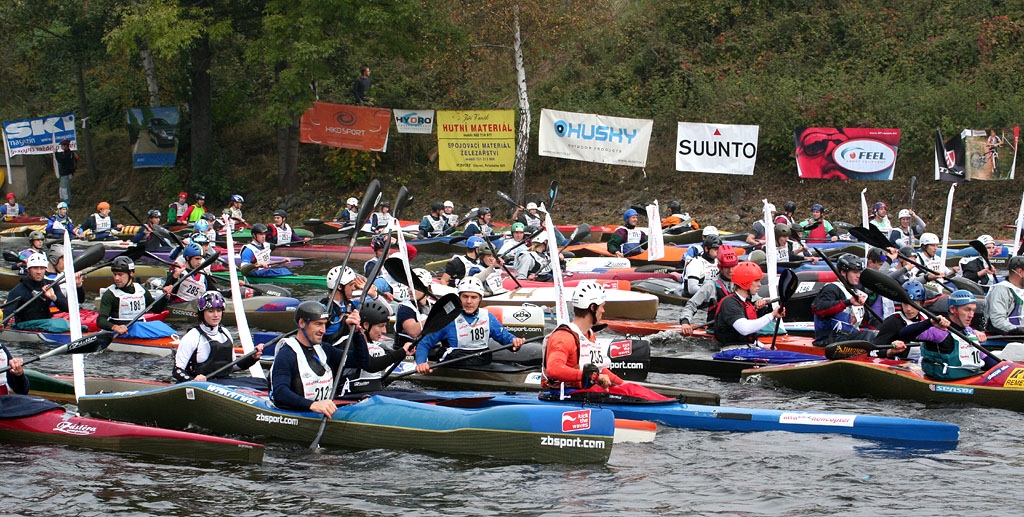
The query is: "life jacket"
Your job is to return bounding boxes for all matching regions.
[993,281,1024,329]
[272,223,293,245]
[447,254,477,285]
[812,283,863,341]
[1,203,20,220]
[870,216,892,234]
[174,271,208,302]
[105,283,146,324]
[0,349,10,395]
[705,278,733,319]
[341,339,389,393]
[90,213,113,237]
[186,205,206,223]
[921,326,986,380]
[371,211,393,231]
[188,325,235,378]
[48,215,74,237]
[168,201,188,222]
[615,225,644,255]
[523,250,551,276]
[423,215,446,237]
[243,241,273,267]
[449,309,491,353]
[521,212,542,232]
[804,218,829,243]
[541,323,608,390]
[273,338,334,401]
[713,293,758,345]
[890,227,917,248]
[684,253,719,296]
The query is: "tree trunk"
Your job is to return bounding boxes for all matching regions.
[276,120,300,192]
[511,4,531,203]
[74,60,97,177]
[189,35,212,179]
[140,45,160,107]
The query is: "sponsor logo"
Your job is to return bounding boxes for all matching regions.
[325,126,366,136]
[4,115,75,139]
[1003,368,1024,388]
[512,309,533,322]
[832,139,896,173]
[53,421,98,436]
[608,340,632,358]
[396,113,432,126]
[609,361,646,370]
[255,413,299,426]
[540,435,607,449]
[205,384,258,405]
[561,409,592,432]
[930,384,975,395]
[553,120,638,144]
[677,138,757,158]
[524,372,543,384]
[778,412,856,427]
[333,111,356,126]
[985,364,1012,382]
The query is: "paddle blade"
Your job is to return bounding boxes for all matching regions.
[353,179,383,236]
[860,267,910,305]
[392,186,410,219]
[69,331,115,355]
[421,293,462,336]
[122,244,148,261]
[968,240,993,269]
[779,268,799,303]
[384,256,427,293]
[548,180,559,209]
[496,190,520,209]
[76,244,107,270]
[3,250,20,263]
[824,340,876,360]
[570,223,591,243]
[239,262,257,276]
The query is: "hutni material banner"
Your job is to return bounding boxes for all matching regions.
[436,110,515,172]
[538,109,653,167]
[300,102,391,152]
[675,122,759,175]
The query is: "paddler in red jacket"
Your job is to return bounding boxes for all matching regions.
[543,281,624,390]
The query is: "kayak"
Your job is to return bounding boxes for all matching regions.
[431,284,659,320]
[563,243,687,266]
[0,394,264,464]
[166,296,301,332]
[211,271,326,286]
[1,326,278,358]
[77,380,617,463]
[0,263,170,293]
[743,356,1024,413]
[436,391,959,448]
[0,216,47,230]
[501,277,630,291]
[268,242,377,262]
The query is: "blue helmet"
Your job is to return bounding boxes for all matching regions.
[948,290,976,308]
[182,243,203,259]
[901,280,925,302]
[230,194,244,203]
[466,236,486,250]
[623,209,639,224]
[812,203,824,212]
[194,219,210,233]
[189,232,209,245]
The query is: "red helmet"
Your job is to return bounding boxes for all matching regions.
[717,245,738,268]
[731,262,764,290]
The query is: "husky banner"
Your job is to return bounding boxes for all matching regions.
[300,102,391,152]
[794,127,901,180]
[436,110,515,171]
[3,112,77,156]
[538,109,653,167]
[935,127,1019,181]
[126,107,180,168]
[676,122,758,175]
[393,109,434,134]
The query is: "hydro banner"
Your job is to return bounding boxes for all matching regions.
[299,101,391,152]
[436,110,515,171]
[675,122,759,175]
[538,109,653,167]
[794,127,901,180]
[126,107,180,168]
[934,127,1019,181]
[2,112,77,156]
[393,109,434,134]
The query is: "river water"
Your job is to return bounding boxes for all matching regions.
[3,247,1022,515]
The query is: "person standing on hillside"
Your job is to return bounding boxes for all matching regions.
[353,65,372,106]
[55,139,77,205]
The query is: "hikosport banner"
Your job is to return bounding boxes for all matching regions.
[436,110,515,171]
[299,101,391,152]
[794,127,901,180]
[675,122,758,175]
[934,126,1019,182]
[538,108,653,167]
[3,112,77,155]
[393,109,434,134]
[126,107,180,168]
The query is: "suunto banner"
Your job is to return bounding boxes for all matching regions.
[538,109,653,167]
[675,122,759,175]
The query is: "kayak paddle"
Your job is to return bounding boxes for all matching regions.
[0,331,115,374]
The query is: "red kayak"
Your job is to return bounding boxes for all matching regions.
[0,394,263,463]
[603,320,824,356]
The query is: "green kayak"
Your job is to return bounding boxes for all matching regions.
[211,271,326,286]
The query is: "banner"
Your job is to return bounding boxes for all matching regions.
[676,122,758,175]
[3,112,76,156]
[538,108,653,167]
[299,101,390,152]
[436,110,515,171]
[794,127,901,180]
[393,109,434,134]
[933,127,1020,181]
[126,107,180,168]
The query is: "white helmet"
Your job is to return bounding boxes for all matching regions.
[532,232,548,244]
[346,197,358,206]
[919,232,940,246]
[326,265,357,290]
[764,203,777,213]
[978,234,994,246]
[457,277,486,296]
[443,200,454,208]
[897,209,912,219]
[526,202,538,210]
[392,283,411,302]
[413,268,433,289]
[25,253,48,269]
[572,280,607,309]
[702,225,719,236]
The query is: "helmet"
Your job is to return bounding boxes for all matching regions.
[731,262,764,290]
[431,201,444,212]
[380,199,391,208]
[466,236,486,250]
[1008,256,1024,272]
[457,277,486,296]
[326,266,357,290]
[392,283,411,302]
[346,197,358,206]
[623,209,639,224]
[202,212,216,221]
[919,233,940,246]
[111,256,136,274]
[873,201,888,212]
[57,201,69,210]
[811,203,823,212]
[476,245,493,256]
[273,209,288,218]
[29,230,44,241]
[47,244,64,265]
[510,222,525,233]
[526,202,538,210]
[197,291,225,311]
[717,245,739,268]
[195,193,206,200]
[147,209,161,219]
[295,301,329,323]
[572,280,607,309]
[25,253,48,269]
[902,281,926,302]
[702,225,719,236]
[668,201,681,213]
[764,203,776,213]
[359,299,391,326]
[947,290,976,308]
[747,249,766,264]
[230,194,244,203]
[774,223,791,238]
[370,234,389,251]
[250,223,268,234]
[178,191,188,198]
[194,219,210,232]
[5,193,14,200]
[531,232,548,245]
[703,235,722,249]
[443,200,454,208]
[190,232,209,245]
[182,243,203,259]
[413,268,433,289]
[898,209,912,219]
[783,201,796,213]
[478,207,491,216]
[977,235,994,246]
[97,201,110,211]
[836,253,864,272]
